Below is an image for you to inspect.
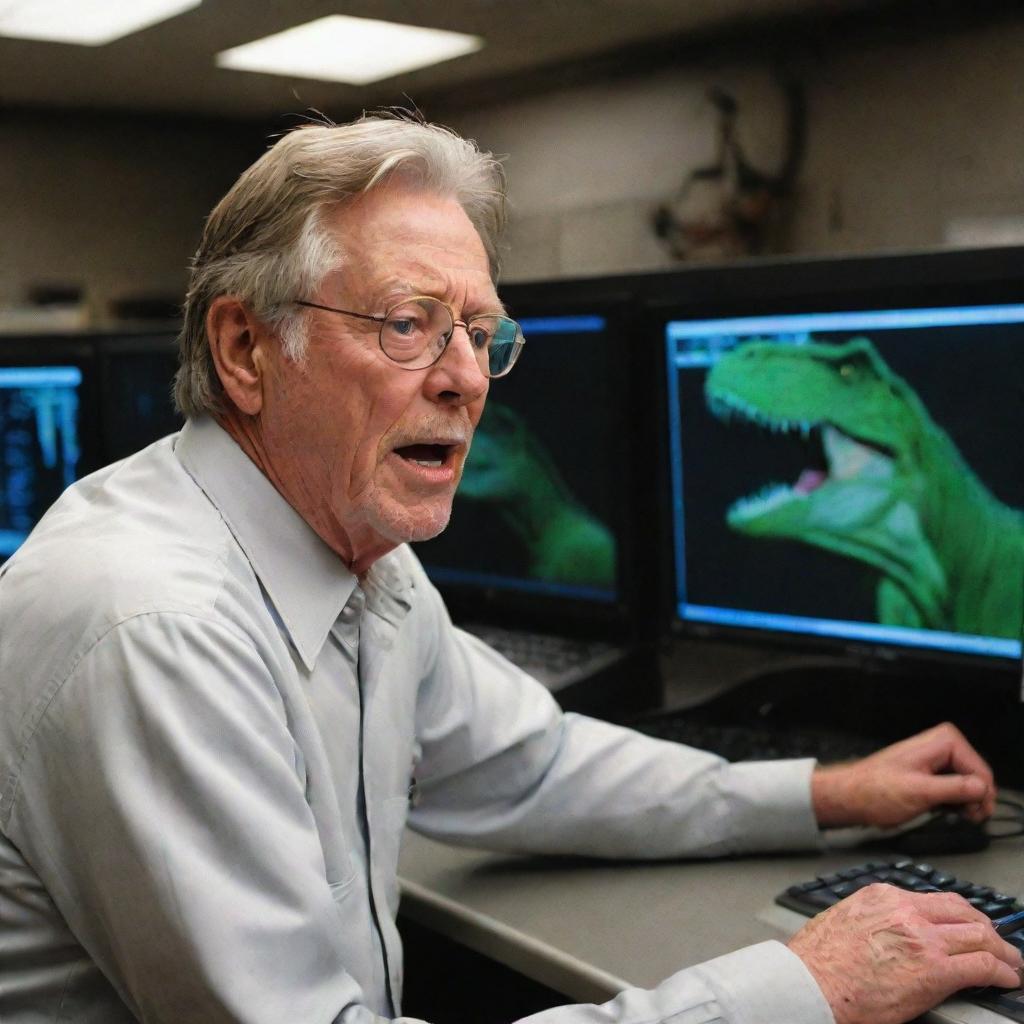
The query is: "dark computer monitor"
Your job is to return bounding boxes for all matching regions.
[412,285,644,639]
[0,337,100,563]
[648,247,1024,769]
[97,332,183,464]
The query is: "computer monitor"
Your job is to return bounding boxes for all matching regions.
[649,247,1024,734]
[97,332,183,464]
[0,337,100,563]
[666,301,1023,659]
[412,281,650,649]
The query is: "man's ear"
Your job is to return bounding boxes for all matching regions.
[206,296,267,417]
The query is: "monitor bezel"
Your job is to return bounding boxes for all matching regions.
[641,245,1024,681]
[94,329,183,465]
[415,279,649,642]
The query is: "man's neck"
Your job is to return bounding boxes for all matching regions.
[214,410,395,576]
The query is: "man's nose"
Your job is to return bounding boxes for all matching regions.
[425,323,488,404]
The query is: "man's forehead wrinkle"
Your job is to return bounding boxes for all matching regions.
[363,262,501,314]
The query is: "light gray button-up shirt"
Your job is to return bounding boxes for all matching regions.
[0,416,833,1024]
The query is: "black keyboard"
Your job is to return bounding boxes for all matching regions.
[778,857,1024,1021]
[461,623,623,690]
[630,709,878,764]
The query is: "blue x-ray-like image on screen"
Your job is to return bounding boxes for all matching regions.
[0,366,82,558]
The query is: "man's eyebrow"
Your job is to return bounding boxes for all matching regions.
[374,277,508,317]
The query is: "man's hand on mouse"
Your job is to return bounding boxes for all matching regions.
[788,884,1022,1024]
[810,722,996,829]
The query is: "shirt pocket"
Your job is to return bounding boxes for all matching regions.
[328,873,357,901]
[316,805,356,893]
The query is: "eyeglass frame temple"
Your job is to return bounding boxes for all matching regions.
[293,299,385,324]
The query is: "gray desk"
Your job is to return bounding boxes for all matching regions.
[399,829,1024,1022]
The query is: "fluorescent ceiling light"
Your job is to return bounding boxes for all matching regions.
[216,15,483,86]
[0,0,201,45]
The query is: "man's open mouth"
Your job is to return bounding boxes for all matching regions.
[392,443,456,469]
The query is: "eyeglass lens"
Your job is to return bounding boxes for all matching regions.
[380,296,522,378]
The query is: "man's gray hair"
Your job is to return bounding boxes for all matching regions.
[174,113,508,418]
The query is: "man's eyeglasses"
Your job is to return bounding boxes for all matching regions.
[294,296,525,379]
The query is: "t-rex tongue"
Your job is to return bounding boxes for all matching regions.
[794,468,828,494]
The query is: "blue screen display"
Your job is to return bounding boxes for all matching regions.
[0,366,83,558]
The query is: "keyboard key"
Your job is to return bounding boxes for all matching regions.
[979,901,1010,918]
[839,866,872,880]
[787,880,825,894]
[890,870,923,887]
[803,889,842,910]
[832,878,878,899]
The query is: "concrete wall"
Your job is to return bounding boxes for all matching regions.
[436,16,1024,281]
[0,112,263,318]
[3,13,1024,310]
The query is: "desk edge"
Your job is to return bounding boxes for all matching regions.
[398,875,630,1004]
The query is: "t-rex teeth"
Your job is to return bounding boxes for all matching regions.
[730,481,796,519]
[708,395,735,421]
[708,394,819,443]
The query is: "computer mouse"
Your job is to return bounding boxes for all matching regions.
[878,809,991,856]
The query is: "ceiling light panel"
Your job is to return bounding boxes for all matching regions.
[216,15,483,86]
[0,0,201,45]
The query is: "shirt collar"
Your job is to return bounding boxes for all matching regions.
[175,416,361,671]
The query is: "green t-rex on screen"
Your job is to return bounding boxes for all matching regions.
[458,401,616,588]
[704,337,1024,638]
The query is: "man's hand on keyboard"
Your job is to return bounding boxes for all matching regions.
[788,883,1023,1024]
[809,722,996,828]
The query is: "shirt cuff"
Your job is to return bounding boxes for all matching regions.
[713,758,822,853]
[684,939,836,1024]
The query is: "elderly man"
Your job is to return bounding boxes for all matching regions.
[0,115,1019,1024]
